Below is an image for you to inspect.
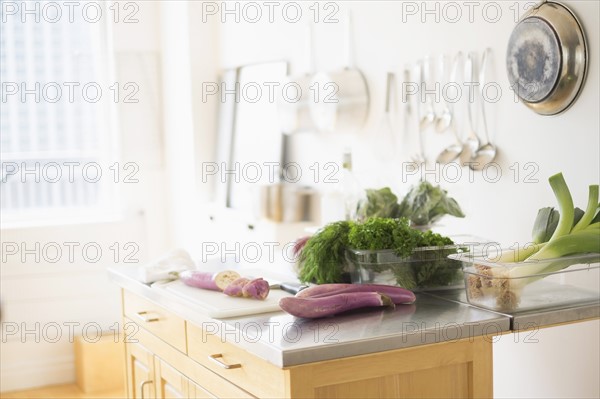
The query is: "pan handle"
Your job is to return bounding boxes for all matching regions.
[385,72,396,114]
[343,10,357,68]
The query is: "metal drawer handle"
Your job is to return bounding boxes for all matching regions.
[135,311,159,323]
[208,353,242,369]
[140,380,153,399]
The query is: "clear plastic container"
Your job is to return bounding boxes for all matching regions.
[345,235,489,291]
[454,252,600,313]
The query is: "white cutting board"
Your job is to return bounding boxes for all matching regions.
[157,271,296,318]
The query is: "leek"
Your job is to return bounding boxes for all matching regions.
[468,173,600,311]
[572,185,599,233]
[530,230,600,260]
[495,242,545,263]
[547,173,575,241]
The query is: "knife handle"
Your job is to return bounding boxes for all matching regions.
[278,282,308,295]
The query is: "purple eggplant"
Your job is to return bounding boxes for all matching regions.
[279,292,394,319]
[242,278,270,300]
[179,270,240,291]
[296,283,416,304]
[292,236,310,256]
[223,277,251,297]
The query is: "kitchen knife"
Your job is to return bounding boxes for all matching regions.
[270,282,309,295]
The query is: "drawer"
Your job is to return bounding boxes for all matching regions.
[129,320,255,399]
[123,290,187,353]
[187,322,286,398]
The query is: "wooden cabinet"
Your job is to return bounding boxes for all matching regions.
[155,357,190,399]
[124,290,187,353]
[283,337,492,398]
[125,342,155,399]
[122,289,493,399]
[189,381,216,399]
[187,323,285,398]
[124,342,222,399]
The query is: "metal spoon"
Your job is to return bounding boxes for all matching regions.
[435,54,453,133]
[436,53,464,164]
[419,57,436,131]
[435,103,452,133]
[463,52,481,159]
[470,48,498,170]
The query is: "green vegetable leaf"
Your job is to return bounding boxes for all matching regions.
[532,207,558,244]
[398,181,464,226]
[547,173,575,241]
[532,207,585,244]
[572,185,600,233]
[357,187,400,220]
[593,206,600,224]
[429,196,465,224]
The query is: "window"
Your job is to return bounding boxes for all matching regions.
[0,1,117,223]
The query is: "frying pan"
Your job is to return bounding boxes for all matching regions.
[309,11,370,133]
[506,0,588,115]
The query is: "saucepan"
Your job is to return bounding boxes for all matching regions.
[258,184,317,223]
[506,0,588,115]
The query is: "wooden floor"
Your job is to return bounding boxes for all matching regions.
[0,384,126,399]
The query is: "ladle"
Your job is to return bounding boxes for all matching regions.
[435,54,453,133]
[418,56,436,131]
[436,52,465,164]
[470,48,498,170]
[463,52,481,159]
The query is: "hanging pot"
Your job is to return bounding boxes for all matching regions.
[279,24,316,134]
[309,11,370,133]
[506,0,588,116]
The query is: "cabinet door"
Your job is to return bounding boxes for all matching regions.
[125,342,155,399]
[189,381,216,399]
[156,357,218,399]
[155,357,190,399]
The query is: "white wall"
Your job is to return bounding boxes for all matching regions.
[205,0,599,245]
[0,2,170,392]
[187,1,599,397]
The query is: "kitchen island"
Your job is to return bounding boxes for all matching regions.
[108,266,597,398]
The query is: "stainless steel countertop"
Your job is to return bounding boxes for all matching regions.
[425,289,600,330]
[109,266,510,367]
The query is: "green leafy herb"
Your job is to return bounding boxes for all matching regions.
[297,221,351,284]
[347,219,458,290]
[298,217,458,289]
